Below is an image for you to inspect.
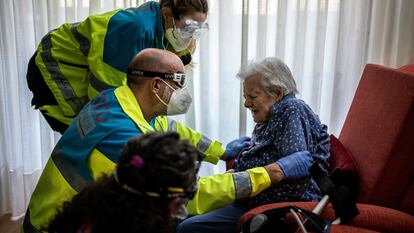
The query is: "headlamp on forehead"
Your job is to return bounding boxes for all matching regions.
[128,69,187,88]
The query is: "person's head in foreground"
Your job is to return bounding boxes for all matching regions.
[160,0,209,54]
[238,57,298,124]
[46,132,201,233]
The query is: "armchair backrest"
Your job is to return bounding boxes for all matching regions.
[339,64,414,214]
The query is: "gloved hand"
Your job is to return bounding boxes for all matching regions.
[275,151,313,180]
[223,136,252,161]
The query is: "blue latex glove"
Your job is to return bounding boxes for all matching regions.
[224,136,252,161]
[275,151,313,180]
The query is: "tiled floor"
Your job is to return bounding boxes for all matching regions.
[0,214,22,233]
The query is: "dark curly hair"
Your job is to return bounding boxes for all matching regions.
[160,0,208,20]
[46,132,200,233]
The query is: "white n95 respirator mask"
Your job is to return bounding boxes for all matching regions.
[156,79,192,116]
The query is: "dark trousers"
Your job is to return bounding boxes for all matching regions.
[176,203,250,233]
[26,52,68,134]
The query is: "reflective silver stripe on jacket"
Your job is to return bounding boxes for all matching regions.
[70,23,90,56]
[89,72,116,92]
[51,147,88,192]
[196,135,212,152]
[166,118,212,152]
[40,31,83,114]
[70,23,116,93]
[232,171,252,200]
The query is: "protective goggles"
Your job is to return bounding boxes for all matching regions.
[128,69,187,88]
[175,18,209,39]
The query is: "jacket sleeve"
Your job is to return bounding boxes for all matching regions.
[186,167,272,215]
[154,117,225,164]
[72,9,127,101]
[75,4,195,100]
[74,8,151,100]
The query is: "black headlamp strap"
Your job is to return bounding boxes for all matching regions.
[127,69,184,79]
[127,69,186,87]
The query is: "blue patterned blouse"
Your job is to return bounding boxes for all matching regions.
[235,94,330,207]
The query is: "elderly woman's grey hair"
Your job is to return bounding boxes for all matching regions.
[237,57,298,96]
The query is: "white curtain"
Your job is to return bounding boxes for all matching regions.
[0,0,413,219]
[188,0,414,176]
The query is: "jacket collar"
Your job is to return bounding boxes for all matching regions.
[114,85,155,133]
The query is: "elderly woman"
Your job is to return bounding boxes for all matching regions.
[177,57,330,233]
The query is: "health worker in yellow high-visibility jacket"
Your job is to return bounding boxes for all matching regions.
[26,0,209,134]
[23,48,285,233]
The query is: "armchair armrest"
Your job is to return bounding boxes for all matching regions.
[236,202,414,233]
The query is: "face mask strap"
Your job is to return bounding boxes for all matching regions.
[154,91,169,107]
[155,78,186,110]
[171,17,179,36]
[159,78,176,91]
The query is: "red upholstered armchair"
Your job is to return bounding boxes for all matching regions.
[235,64,414,233]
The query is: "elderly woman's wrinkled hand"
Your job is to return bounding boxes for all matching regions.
[223,136,252,161]
[264,163,285,184]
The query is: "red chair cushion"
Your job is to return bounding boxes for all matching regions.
[329,135,357,172]
[329,135,359,199]
[346,204,414,233]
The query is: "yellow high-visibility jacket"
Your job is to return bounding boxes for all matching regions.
[23,85,271,232]
[34,1,191,126]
